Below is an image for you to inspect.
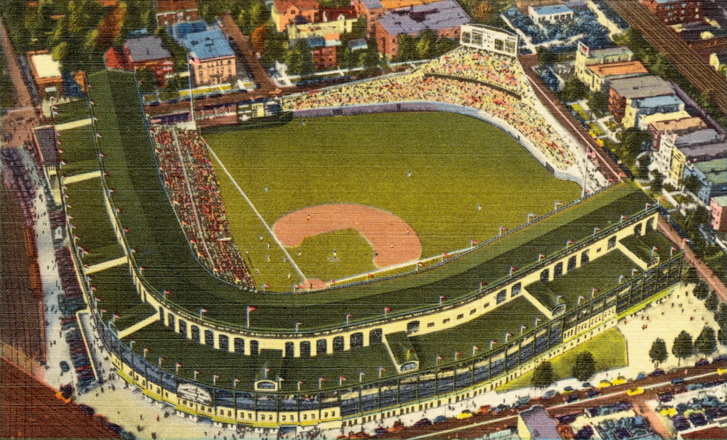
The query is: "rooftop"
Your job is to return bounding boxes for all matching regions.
[183,29,235,60]
[531,4,573,15]
[33,125,58,164]
[588,61,647,78]
[157,0,198,12]
[359,0,384,9]
[673,128,722,148]
[29,52,61,79]
[650,116,706,134]
[631,94,683,109]
[713,195,727,206]
[680,141,727,160]
[639,110,692,128]
[610,75,674,99]
[377,0,470,36]
[693,158,727,185]
[680,426,727,440]
[584,45,633,59]
[520,405,560,440]
[172,20,207,40]
[274,0,320,13]
[123,35,172,63]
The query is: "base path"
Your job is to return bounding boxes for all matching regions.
[273,204,422,268]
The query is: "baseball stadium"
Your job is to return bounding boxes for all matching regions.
[52,25,686,430]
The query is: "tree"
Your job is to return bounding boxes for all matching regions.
[692,283,710,300]
[651,171,664,193]
[682,266,697,285]
[635,156,650,179]
[136,68,157,93]
[649,338,668,367]
[416,30,437,59]
[397,34,417,62]
[560,77,589,103]
[572,352,596,381]
[587,91,609,115]
[672,330,693,366]
[683,174,701,195]
[705,292,719,312]
[537,46,557,65]
[694,326,717,356]
[531,361,554,388]
[250,24,268,55]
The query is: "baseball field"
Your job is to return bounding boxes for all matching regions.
[204,112,581,289]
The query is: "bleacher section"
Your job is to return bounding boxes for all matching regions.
[284,47,577,170]
[150,126,255,289]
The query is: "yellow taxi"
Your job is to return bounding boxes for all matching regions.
[457,410,473,419]
[659,407,677,417]
[626,387,644,396]
[597,380,612,388]
[612,376,627,385]
[717,368,726,375]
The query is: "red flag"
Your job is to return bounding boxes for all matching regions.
[455,351,462,355]
[471,239,479,244]
[247,306,257,312]
[384,307,392,312]
[500,227,508,232]
[263,283,271,288]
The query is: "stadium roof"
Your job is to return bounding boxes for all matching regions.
[123,35,172,63]
[377,1,470,36]
[610,75,674,100]
[531,4,573,15]
[587,61,647,78]
[183,29,235,60]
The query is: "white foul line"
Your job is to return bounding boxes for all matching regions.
[206,146,306,284]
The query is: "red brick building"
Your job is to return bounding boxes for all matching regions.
[271,0,321,32]
[156,0,200,27]
[640,0,703,25]
[104,35,174,86]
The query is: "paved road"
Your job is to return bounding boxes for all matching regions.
[376,363,726,439]
[605,0,727,115]
[1,19,33,108]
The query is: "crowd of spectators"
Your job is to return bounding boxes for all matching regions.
[150,126,255,290]
[2,147,38,227]
[284,47,576,169]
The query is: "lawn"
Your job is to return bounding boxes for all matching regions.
[495,328,628,392]
[570,103,591,121]
[205,112,581,286]
[588,122,605,137]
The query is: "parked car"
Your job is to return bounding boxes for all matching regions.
[612,376,627,385]
[688,412,707,427]
[659,407,676,417]
[712,355,727,363]
[413,418,431,427]
[649,369,665,377]
[566,394,579,403]
[671,378,684,385]
[433,415,447,424]
[542,390,557,399]
[597,380,612,388]
[59,361,70,372]
[457,410,473,419]
[562,386,575,393]
[476,404,491,415]
[636,372,647,380]
[695,359,709,367]
[658,392,673,403]
[78,404,95,416]
[581,382,592,389]
[586,389,600,398]
[686,383,704,391]
[626,387,644,396]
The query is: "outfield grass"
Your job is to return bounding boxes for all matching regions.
[205,112,581,286]
[495,328,628,392]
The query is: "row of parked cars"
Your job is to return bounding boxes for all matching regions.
[62,323,96,391]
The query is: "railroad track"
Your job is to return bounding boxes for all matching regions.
[605,0,727,115]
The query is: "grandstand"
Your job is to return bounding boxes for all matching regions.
[52,45,688,428]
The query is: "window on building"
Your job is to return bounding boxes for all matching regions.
[554,262,563,278]
[285,342,294,358]
[192,325,201,342]
[219,334,229,352]
[333,336,344,352]
[204,330,214,347]
[250,340,259,356]
[179,319,186,335]
[300,341,311,357]
[316,339,327,356]
[608,236,616,250]
[167,314,175,328]
[511,282,522,297]
[350,332,363,348]
[234,338,244,354]
[496,290,506,304]
[567,256,577,272]
[540,269,549,283]
[581,250,590,265]
[633,223,642,236]
[407,321,420,333]
[369,329,382,345]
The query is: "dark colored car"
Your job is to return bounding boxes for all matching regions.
[713,355,727,363]
[586,389,600,398]
[649,369,665,377]
[671,378,684,385]
[695,359,709,367]
[78,404,95,416]
[542,390,557,399]
[688,413,707,427]
[671,415,690,431]
[105,422,124,435]
[657,392,673,403]
[414,418,431,427]
[433,415,447,424]
[686,383,704,391]
[582,382,592,389]
[566,394,579,403]
[59,361,70,372]
[636,372,647,380]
